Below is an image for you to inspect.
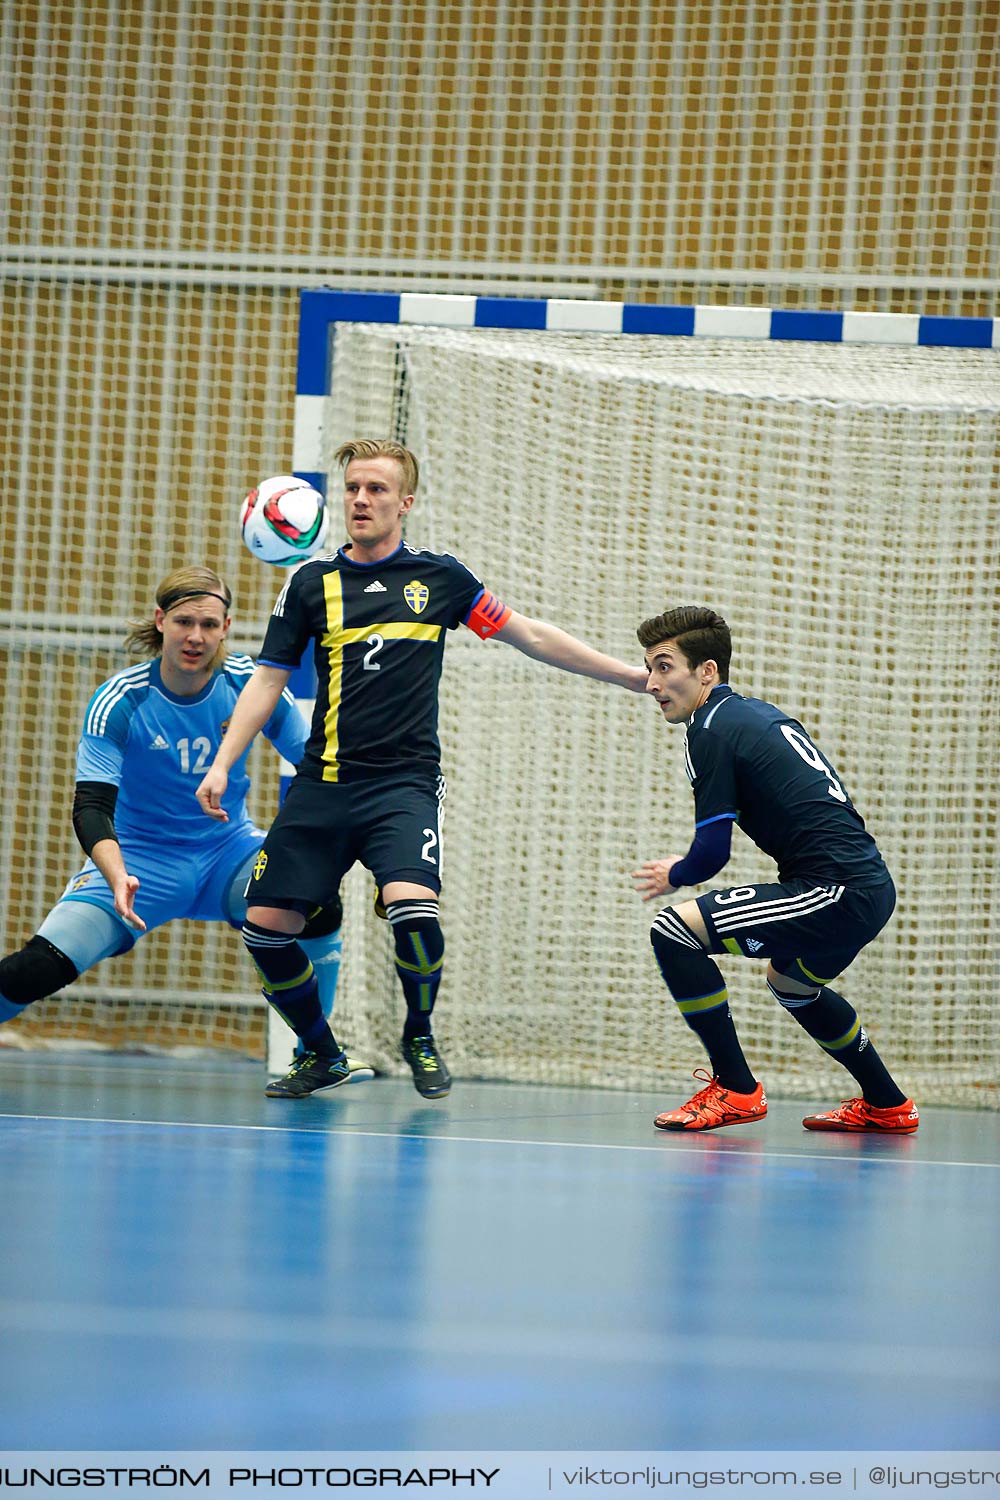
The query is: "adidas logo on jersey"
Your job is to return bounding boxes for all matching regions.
[364,580,388,593]
[149,735,170,750]
[746,937,764,953]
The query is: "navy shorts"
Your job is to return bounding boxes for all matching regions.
[247,771,446,909]
[695,875,896,984]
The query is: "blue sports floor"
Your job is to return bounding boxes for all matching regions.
[1,1052,998,1453]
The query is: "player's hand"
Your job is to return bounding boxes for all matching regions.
[114,874,146,931]
[196,765,230,822]
[625,665,650,693]
[631,858,682,901]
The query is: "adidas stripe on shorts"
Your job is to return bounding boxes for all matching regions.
[694,876,896,981]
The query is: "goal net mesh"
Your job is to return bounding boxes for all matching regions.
[322,323,999,1107]
[0,282,295,1062]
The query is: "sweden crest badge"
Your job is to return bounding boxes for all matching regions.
[404,580,429,615]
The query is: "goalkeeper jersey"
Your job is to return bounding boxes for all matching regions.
[76,654,307,847]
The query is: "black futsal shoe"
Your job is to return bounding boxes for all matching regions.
[400,1034,452,1098]
[265,1050,351,1098]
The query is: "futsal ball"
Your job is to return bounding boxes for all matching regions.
[240,476,329,566]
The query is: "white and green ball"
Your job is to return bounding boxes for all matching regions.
[240,475,329,566]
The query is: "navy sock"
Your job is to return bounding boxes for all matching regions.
[242,921,342,1058]
[651,908,757,1094]
[769,977,906,1107]
[386,900,445,1042]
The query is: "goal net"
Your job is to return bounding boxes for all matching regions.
[319,320,999,1107]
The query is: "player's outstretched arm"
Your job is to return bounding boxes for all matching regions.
[495,610,648,692]
[196,664,291,822]
[90,839,146,931]
[71,781,145,931]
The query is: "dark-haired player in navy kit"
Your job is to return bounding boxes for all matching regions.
[198,438,648,1099]
[632,604,917,1134]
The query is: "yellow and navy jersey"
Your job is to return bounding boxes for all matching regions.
[259,542,510,782]
[685,685,890,886]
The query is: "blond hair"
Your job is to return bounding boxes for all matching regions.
[333,438,419,497]
[125,566,233,671]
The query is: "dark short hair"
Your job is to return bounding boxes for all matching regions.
[637,606,732,680]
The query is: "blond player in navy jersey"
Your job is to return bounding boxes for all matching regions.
[0,567,362,1073]
[632,604,917,1134]
[197,439,648,1100]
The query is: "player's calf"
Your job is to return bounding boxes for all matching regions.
[242,920,343,1069]
[768,959,912,1116]
[387,898,444,1034]
[386,900,451,1096]
[650,906,758,1096]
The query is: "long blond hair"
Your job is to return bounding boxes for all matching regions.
[125,566,233,671]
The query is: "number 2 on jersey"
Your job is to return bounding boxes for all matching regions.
[363,633,384,671]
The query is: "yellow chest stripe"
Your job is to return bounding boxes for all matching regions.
[328,622,444,646]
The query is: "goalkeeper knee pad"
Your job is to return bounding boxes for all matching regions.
[0,935,79,1015]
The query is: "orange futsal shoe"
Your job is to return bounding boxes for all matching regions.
[802,1097,919,1133]
[654,1069,767,1132]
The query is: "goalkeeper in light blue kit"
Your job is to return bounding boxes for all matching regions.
[0,566,365,1073]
